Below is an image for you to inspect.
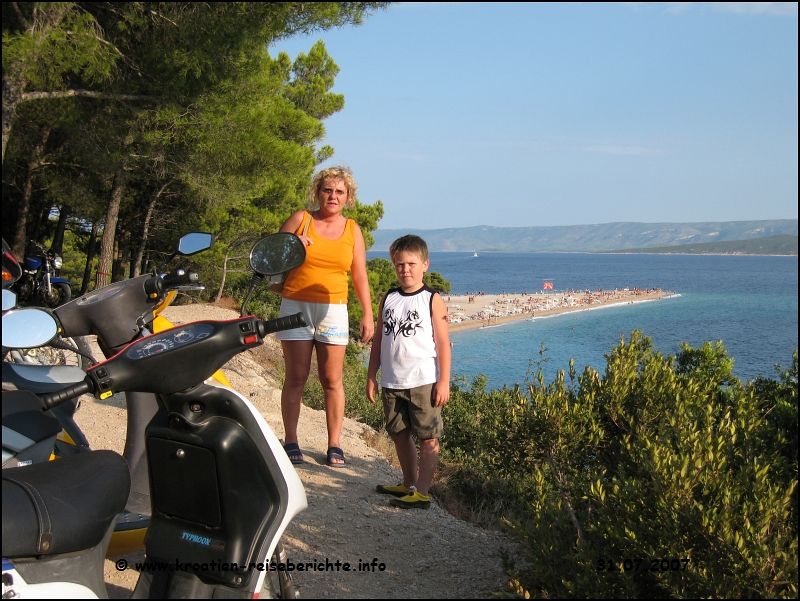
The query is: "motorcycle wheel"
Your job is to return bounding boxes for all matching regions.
[267,540,299,599]
[41,282,72,308]
[6,336,92,370]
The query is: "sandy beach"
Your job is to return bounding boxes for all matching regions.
[444,288,675,332]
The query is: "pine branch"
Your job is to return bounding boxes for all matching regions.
[21,89,155,102]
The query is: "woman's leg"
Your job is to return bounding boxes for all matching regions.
[280,340,315,445]
[315,341,347,462]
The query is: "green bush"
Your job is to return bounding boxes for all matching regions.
[442,333,797,599]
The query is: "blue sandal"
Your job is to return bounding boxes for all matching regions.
[326,447,346,468]
[283,442,304,465]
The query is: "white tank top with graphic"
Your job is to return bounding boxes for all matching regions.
[379,286,439,389]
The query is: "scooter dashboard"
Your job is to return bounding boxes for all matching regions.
[126,323,215,359]
[76,282,126,305]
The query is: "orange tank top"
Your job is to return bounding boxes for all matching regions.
[282,212,355,304]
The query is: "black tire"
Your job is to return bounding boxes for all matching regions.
[269,540,298,599]
[71,335,94,369]
[40,282,72,308]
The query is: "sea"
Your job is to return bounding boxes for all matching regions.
[367,251,799,389]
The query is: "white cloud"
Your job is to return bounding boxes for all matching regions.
[664,3,694,15]
[712,2,798,16]
[576,146,660,156]
[626,2,798,16]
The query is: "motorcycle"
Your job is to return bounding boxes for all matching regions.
[2,232,216,556]
[2,232,309,598]
[11,241,72,308]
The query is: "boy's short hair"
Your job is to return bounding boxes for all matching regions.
[389,235,429,263]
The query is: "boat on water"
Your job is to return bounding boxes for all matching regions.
[473,252,478,257]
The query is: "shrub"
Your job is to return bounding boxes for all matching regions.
[442,333,798,598]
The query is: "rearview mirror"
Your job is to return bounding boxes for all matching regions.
[2,289,17,311]
[249,233,306,277]
[2,308,59,349]
[177,232,214,256]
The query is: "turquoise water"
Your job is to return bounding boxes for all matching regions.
[367,252,798,387]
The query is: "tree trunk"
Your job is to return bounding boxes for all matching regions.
[2,73,25,164]
[50,205,70,257]
[95,167,125,289]
[112,228,131,282]
[131,181,169,278]
[80,219,100,295]
[214,247,233,303]
[27,197,50,256]
[11,126,50,257]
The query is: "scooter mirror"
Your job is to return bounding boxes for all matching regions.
[2,289,17,311]
[177,232,214,256]
[2,307,59,349]
[249,233,306,276]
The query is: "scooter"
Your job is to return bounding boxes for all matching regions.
[2,232,217,556]
[3,232,309,598]
[2,243,131,597]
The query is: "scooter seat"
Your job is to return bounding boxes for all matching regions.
[2,362,87,394]
[2,450,130,557]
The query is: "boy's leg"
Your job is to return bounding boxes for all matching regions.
[415,437,440,496]
[406,383,442,497]
[390,427,419,490]
[377,389,417,496]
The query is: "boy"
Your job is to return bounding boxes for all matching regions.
[366,235,451,509]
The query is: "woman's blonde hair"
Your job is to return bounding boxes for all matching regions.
[308,167,358,210]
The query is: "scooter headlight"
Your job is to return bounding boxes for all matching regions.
[52,255,63,269]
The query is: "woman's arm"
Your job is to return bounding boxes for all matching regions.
[351,223,374,343]
[280,210,311,246]
[431,292,451,407]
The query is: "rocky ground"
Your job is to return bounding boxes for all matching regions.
[70,303,516,599]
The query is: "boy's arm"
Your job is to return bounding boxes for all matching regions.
[366,294,386,404]
[431,292,451,407]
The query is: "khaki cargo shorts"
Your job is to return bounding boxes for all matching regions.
[382,383,442,439]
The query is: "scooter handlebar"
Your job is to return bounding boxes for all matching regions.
[257,312,308,337]
[144,271,200,298]
[161,270,199,289]
[38,377,94,411]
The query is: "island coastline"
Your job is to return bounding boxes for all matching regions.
[445,289,676,333]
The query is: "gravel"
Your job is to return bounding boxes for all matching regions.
[71,303,514,599]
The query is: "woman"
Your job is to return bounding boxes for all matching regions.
[276,167,374,467]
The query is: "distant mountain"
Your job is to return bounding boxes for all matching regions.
[371,220,798,252]
[606,235,798,255]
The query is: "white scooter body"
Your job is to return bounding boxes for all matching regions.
[203,379,308,596]
[2,562,98,599]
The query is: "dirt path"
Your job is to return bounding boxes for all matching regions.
[73,304,514,598]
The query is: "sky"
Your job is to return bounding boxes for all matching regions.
[272,2,799,230]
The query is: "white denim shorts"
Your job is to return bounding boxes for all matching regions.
[275,298,350,345]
